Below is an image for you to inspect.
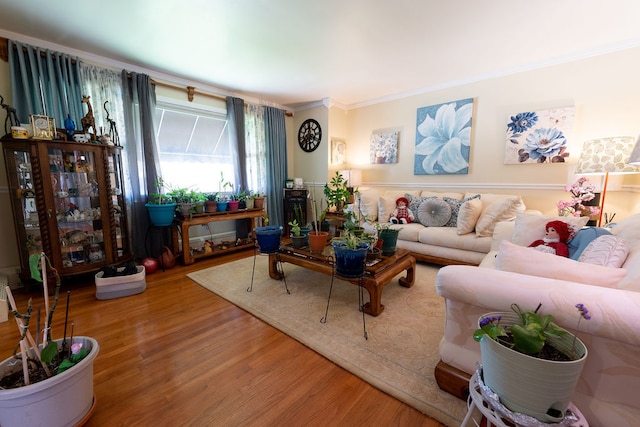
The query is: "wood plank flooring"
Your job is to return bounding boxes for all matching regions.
[0,252,445,426]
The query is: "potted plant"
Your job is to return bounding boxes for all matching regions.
[288,219,306,249]
[323,170,351,212]
[145,177,177,226]
[375,223,401,256]
[253,193,266,210]
[308,189,329,253]
[0,253,99,426]
[245,191,255,209]
[473,303,590,423]
[204,192,218,213]
[228,193,240,211]
[167,187,195,216]
[192,191,207,214]
[254,225,282,254]
[330,230,370,277]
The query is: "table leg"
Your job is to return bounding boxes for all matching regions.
[268,254,283,279]
[361,280,384,316]
[398,257,416,288]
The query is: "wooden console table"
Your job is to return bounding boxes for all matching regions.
[176,208,264,265]
[268,246,415,316]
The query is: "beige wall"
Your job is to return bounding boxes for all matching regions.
[326,46,640,217]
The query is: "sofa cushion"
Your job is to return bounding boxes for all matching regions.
[418,226,492,253]
[378,196,398,223]
[475,196,525,237]
[356,188,380,222]
[457,197,483,235]
[578,235,630,268]
[417,198,451,227]
[567,227,612,260]
[511,212,589,247]
[421,190,464,199]
[611,213,640,291]
[443,194,481,228]
[495,240,627,288]
[395,222,423,242]
[406,194,436,214]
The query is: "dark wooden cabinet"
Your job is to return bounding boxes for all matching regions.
[2,137,131,288]
[283,189,307,235]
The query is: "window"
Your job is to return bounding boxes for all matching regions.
[155,98,232,193]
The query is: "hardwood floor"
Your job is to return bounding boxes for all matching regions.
[0,252,445,426]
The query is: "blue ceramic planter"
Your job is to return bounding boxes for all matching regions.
[332,241,370,278]
[146,203,177,226]
[254,226,282,254]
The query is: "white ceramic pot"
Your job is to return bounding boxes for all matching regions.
[479,312,587,423]
[0,336,99,427]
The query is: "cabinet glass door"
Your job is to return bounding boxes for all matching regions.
[8,147,42,261]
[49,147,105,267]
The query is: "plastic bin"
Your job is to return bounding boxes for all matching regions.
[95,266,146,300]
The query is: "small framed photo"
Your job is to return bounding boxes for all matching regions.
[29,114,56,140]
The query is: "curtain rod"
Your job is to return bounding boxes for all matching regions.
[149,78,294,117]
[1,37,293,117]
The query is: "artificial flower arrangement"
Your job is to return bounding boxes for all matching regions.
[556,176,600,218]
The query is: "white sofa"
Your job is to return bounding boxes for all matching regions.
[435,212,640,427]
[354,188,526,265]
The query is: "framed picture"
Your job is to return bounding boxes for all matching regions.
[504,106,575,164]
[369,129,399,164]
[331,138,346,165]
[415,98,473,175]
[29,114,56,140]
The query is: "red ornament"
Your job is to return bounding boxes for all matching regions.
[141,257,159,274]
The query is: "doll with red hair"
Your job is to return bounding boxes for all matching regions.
[390,197,414,224]
[528,220,571,257]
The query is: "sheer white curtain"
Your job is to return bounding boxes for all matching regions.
[245,104,267,195]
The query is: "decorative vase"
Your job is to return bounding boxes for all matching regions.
[291,234,306,249]
[379,229,399,256]
[145,203,177,226]
[0,336,99,427]
[479,312,588,423]
[332,241,370,278]
[254,226,282,254]
[254,196,265,209]
[228,200,240,211]
[205,201,218,213]
[216,201,228,212]
[308,231,328,253]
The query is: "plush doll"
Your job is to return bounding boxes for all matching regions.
[528,220,571,257]
[390,197,415,224]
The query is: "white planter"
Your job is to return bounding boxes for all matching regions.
[0,336,99,427]
[479,312,587,423]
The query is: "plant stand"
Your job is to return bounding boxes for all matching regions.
[461,371,588,427]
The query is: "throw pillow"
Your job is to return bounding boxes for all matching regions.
[442,194,481,228]
[568,227,612,260]
[457,197,483,235]
[495,240,627,288]
[475,196,525,237]
[378,196,398,224]
[355,188,379,222]
[578,235,630,268]
[511,212,589,247]
[406,194,437,214]
[417,198,452,227]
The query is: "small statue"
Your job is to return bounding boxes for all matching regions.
[80,95,97,139]
[103,100,120,146]
[1,94,21,137]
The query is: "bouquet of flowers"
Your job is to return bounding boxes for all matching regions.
[557,176,600,217]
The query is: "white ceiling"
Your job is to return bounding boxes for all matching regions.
[1,0,640,109]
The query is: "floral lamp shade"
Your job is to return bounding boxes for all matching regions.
[574,136,640,175]
[628,135,640,165]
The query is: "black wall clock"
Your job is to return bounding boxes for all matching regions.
[298,118,322,152]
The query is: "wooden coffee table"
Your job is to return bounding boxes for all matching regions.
[268,245,416,316]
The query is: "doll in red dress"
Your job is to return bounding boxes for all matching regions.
[390,197,414,224]
[528,220,570,257]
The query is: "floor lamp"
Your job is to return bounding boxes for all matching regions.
[574,136,640,226]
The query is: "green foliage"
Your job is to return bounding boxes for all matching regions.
[40,342,59,363]
[288,219,301,236]
[331,229,370,250]
[323,171,351,208]
[473,304,568,356]
[57,347,89,374]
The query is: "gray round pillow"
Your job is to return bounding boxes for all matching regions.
[417,198,452,227]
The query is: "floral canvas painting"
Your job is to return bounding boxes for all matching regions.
[504,106,575,164]
[414,98,473,175]
[369,130,399,164]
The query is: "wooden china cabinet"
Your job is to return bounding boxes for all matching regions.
[1,136,131,291]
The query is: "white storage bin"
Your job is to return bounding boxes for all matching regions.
[95,266,146,300]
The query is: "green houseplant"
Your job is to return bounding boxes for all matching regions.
[323,170,351,211]
[473,303,589,423]
[145,177,177,226]
[288,219,306,249]
[331,230,370,278]
[0,253,98,426]
[375,222,400,256]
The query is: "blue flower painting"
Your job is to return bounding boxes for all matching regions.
[504,106,575,164]
[370,130,399,164]
[414,98,473,175]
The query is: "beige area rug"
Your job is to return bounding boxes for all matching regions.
[187,256,467,426]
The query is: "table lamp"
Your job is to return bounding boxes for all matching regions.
[574,136,640,226]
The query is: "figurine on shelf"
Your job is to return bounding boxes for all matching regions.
[80,95,97,139]
[1,93,21,137]
[103,100,120,146]
[64,114,76,140]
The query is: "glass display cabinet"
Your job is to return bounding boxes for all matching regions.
[1,137,131,290]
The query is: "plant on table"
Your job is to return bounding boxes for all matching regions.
[288,219,301,237]
[323,170,351,211]
[148,177,175,204]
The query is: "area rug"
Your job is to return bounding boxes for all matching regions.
[187,256,467,426]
